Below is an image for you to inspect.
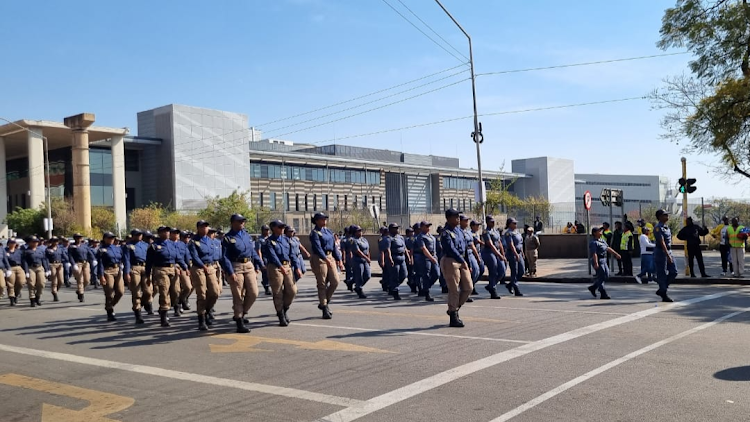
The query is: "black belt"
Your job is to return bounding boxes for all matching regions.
[76,261,86,264]
[282,260,289,265]
[325,251,333,256]
[106,265,119,270]
[31,264,43,268]
[413,252,424,255]
[51,261,62,264]
[234,258,250,263]
[11,265,20,268]
[156,264,174,268]
[393,252,405,256]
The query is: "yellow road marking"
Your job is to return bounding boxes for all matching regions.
[335,309,512,324]
[209,334,393,354]
[0,373,134,422]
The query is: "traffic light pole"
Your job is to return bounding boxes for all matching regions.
[681,157,689,276]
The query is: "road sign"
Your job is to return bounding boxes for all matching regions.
[583,190,592,211]
[600,188,611,206]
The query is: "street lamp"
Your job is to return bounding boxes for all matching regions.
[434,0,486,224]
[0,117,53,239]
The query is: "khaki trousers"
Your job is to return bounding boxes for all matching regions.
[178,270,193,304]
[6,267,26,298]
[128,264,153,311]
[73,261,91,294]
[526,250,539,274]
[191,265,220,315]
[215,263,224,295]
[27,266,45,300]
[310,254,339,306]
[267,262,297,312]
[102,266,125,311]
[230,261,258,319]
[440,257,472,312]
[49,263,64,293]
[152,266,177,311]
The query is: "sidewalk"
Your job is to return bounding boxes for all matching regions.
[366,251,750,285]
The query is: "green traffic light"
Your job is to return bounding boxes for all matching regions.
[679,186,686,193]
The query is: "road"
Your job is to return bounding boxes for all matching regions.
[0,272,748,421]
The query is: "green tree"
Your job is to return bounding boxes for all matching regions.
[5,207,44,237]
[91,207,116,238]
[163,210,200,232]
[652,0,750,176]
[48,197,82,237]
[198,190,272,232]
[129,203,166,232]
[482,178,551,226]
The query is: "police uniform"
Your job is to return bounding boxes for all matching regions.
[589,234,611,298]
[220,214,263,332]
[146,227,186,327]
[309,213,342,319]
[350,229,371,298]
[653,211,677,301]
[87,241,100,288]
[123,231,153,317]
[378,230,391,292]
[189,224,221,330]
[5,244,26,305]
[440,209,472,326]
[387,226,408,299]
[45,240,65,301]
[461,222,480,291]
[0,244,11,304]
[97,233,125,321]
[262,221,297,326]
[287,233,306,282]
[504,221,525,296]
[60,240,71,288]
[175,234,194,314]
[68,236,94,299]
[341,231,353,290]
[481,220,506,299]
[405,230,417,293]
[257,230,271,295]
[414,222,440,301]
[22,239,50,306]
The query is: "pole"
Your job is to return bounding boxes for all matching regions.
[434,0,485,225]
[681,157,689,276]
[587,209,591,275]
[701,196,706,245]
[608,197,614,268]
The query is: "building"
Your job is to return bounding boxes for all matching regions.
[574,174,674,225]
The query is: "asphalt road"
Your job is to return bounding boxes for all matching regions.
[0,273,748,422]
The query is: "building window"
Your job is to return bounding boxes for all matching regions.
[469,199,473,212]
[284,193,290,211]
[335,194,340,210]
[322,194,329,211]
[372,196,375,207]
[304,194,309,211]
[313,194,317,211]
[270,192,277,210]
[443,198,446,210]
[450,199,454,208]
[259,193,264,208]
[379,196,383,211]
[363,196,367,207]
[344,195,348,211]
[295,194,300,212]
[124,149,140,171]
[353,195,358,209]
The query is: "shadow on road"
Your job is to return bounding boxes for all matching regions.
[714,366,750,381]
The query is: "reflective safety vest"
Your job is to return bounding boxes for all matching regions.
[620,231,633,251]
[727,225,746,248]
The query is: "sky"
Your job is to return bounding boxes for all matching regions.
[0,0,742,199]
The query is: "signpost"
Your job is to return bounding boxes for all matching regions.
[584,190,592,275]
[600,188,624,268]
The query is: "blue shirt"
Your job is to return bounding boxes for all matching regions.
[221,230,262,275]
[309,227,341,261]
[68,243,92,264]
[589,238,608,263]
[189,235,215,269]
[256,236,269,265]
[389,234,406,260]
[263,234,291,267]
[212,237,222,262]
[440,224,466,264]
[145,238,185,275]
[6,248,23,267]
[654,222,672,255]
[23,247,50,273]
[414,233,436,256]
[174,240,190,270]
[351,236,370,262]
[378,236,391,260]
[96,243,124,278]
[45,246,65,264]
[504,229,524,258]
[123,240,149,274]
[482,228,502,252]
[0,247,10,270]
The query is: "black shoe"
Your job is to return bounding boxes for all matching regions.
[52,292,59,302]
[346,282,354,292]
[198,314,208,331]
[144,303,154,315]
[264,286,271,296]
[159,310,171,327]
[471,288,479,296]
[701,274,711,278]
[410,285,418,294]
[514,286,524,297]
[234,317,250,333]
[173,305,181,317]
[354,287,367,299]
[690,274,696,278]
[417,289,426,297]
[30,299,36,308]
[277,310,289,327]
[425,291,435,302]
[107,310,117,322]
[466,297,474,303]
[35,297,42,306]
[319,304,333,320]
[64,281,71,288]
[662,295,674,303]
[205,313,214,327]
[242,313,250,324]
[588,285,597,298]
[505,283,514,295]
[600,289,611,300]
[9,297,15,306]
[488,287,501,300]
[441,286,449,294]
[283,307,290,324]
[448,311,464,328]
[455,310,464,325]
[77,293,84,303]
[134,310,145,324]
[391,291,401,301]
[182,301,191,311]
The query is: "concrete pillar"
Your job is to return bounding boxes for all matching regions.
[0,137,7,238]
[27,127,45,210]
[111,135,126,236]
[64,113,95,233]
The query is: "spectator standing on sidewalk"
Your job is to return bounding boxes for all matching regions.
[564,222,576,234]
[620,222,635,276]
[574,220,585,235]
[533,216,544,234]
[711,216,733,276]
[677,217,710,278]
[524,227,540,277]
[612,222,624,275]
[635,227,655,284]
[726,217,746,277]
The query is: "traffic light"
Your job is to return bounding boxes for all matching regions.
[612,190,624,207]
[678,178,697,194]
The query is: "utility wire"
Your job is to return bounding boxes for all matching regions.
[394,0,469,61]
[380,0,467,64]
[476,52,689,77]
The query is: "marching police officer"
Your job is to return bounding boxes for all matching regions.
[5,239,25,306]
[60,237,71,288]
[263,220,297,326]
[45,237,65,302]
[350,225,371,299]
[414,221,439,302]
[220,214,263,333]
[189,220,221,331]
[0,240,11,304]
[654,209,677,302]
[88,238,100,288]
[146,226,186,327]
[405,226,417,294]
[470,220,484,296]
[459,216,479,303]
[285,227,310,282]
[377,227,391,292]
[341,226,353,291]
[97,232,125,321]
[124,229,153,322]
[309,212,343,319]
[440,209,472,327]
[257,225,271,296]
[504,218,525,297]
[588,227,621,300]
[23,236,50,307]
[69,233,94,302]
[481,216,507,300]
[386,223,408,300]
[436,225,449,294]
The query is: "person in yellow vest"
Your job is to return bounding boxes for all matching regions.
[636,219,655,241]
[620,222,635,276]
[710,216,733,276]
[726,217,746,277]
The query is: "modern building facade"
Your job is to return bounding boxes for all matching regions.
[575,174,674,224]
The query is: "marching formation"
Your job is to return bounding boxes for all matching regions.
[0,208,681,331]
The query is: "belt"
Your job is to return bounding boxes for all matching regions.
[188,260,193,266]
[11,265,20,268]
[134,262,145,266]
[325,251,332,256]
[51,261,62,264]
[201,261,215,266]
[394,252,405,256]
[76,261,86,264]
[106,265,119,270]
[234,258,250,263]
[156,264,174,268]
[282,260,289,265]
[32,264,43,268]
[412,252,424,255]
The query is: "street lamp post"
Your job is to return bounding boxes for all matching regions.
[434,0,486,224]
[0,117,53,239]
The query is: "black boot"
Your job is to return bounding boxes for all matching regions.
[424,290,435,302]
[318,304,332,320]
[588,285,597,298]
[346,281,354,292]
[487,287,501,300]
[241,313,250,324]
[234,317,250,333]
[441,286,449,294]
[448,310,464,328]
[182,300,191,311]
[198,314,208,331]
[52,292,59,302]
[159,310,171,327]
[391,291,401,301]
[471,287,479,296]
[205,311,214,327]
[35,297,42,306]
[277,310,289,327]
[505,283,514,295]
[466,297,474,303]
[514,286,524,297]
[417,289,426,297]
[144,302,154,315]
[599,289,611,300]
[283,307,290,324]
[9,296,15,306]
[30,298,36,308]
[354,287,367,299]
[107,309,117,322]
[264,285,271,296]
[409,284,418,294]
[455,310,464,325]
[78,293,85,303]
[173,305,181,317]
[134,310,145,324]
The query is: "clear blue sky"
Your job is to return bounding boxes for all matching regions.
[0,0,739,198]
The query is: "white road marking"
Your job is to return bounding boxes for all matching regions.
[490,306,750,422]
[68,307,97,312]
[467,305,630,316]
[317,290,737,422]
[0,343,362,408]
[294,323,532,344]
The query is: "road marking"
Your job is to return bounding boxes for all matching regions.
[0,373,135,421]
[335,309,512,324]
[317,290,737,422]
[490,306,750,422]
[69,307,98,312]
[0,344,362,408]
[294,323,532,344]
[209,334,393,353]
[467,305,630,316]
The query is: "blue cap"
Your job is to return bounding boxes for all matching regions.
[196,220,209,228]
[460,214,469,221]
[157,226,171,232]
[470,220,480,226]
[351,225,362,232]
[388,223,399,230]
[445,208,460,218]
[420,221,432,227]
[313,212,328,221]
[230,214,247,222]
[506,218,517,225]
[269,220,286,229]
[486,215,495,222]
[143,230,154,238]
[103,232,115,239]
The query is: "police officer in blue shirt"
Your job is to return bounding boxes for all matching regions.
[6,239,25,305]
[349,225,371,299]
[69,233,94,301]
[168,228,191,317]
[386,223,408,300]
[87,238,100,288]
[285,227,309,282]
[481,216,507,300]
[263,220,297,327]
[588,227,620,300]
[440,209,472,327]
[0,240,11,304]
[124,229,152,322]
[309,212,344,319]
[504,218,525,297]
[221,214,263,333]
[257,225,271,296]
[23,236,50,307]
[341,226,353,291]
[377,227,391,292]
[146,226,186,327]
[45,237,66,302]
[97,232,125,321]
[460,215,480,303]
[653,209,677,302]
[414,221,439,302]
[189,220,220,331]
[405,226,417,294]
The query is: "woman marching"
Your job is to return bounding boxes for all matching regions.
[481,216,507,299]
[350,225,371,299]
[589,226,621,299]
[309,212,344,319]
[285,227,310,283]
[503,218,525,297]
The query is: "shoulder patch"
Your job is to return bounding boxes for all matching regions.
[194,241,201,247]
[270,240,276,246]
[449,232,455,239]
[229,238,236,244]
[100,248,108,253]
[129,245,135,250]
[655,227,660,232]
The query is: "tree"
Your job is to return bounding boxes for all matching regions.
[91,207,116,238]
[482,178,552,226]
[696,198,750,226]
[5,207,43,237]
[129,203,166,232]
[48,197,82,236]
[163,211,200,232]
[652,0,750,177]
[198,190,272,232]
